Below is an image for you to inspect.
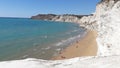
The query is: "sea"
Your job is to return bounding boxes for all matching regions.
[0,17,86,61]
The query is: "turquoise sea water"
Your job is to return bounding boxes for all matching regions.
[0,17,85,61]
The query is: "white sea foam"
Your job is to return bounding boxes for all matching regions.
[55,34,81,46]
[41,46,51,50]
[55,30,87,47]
[65,29,83,35]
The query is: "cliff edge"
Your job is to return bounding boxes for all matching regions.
[31,14,88,23]
[81,0,120,56]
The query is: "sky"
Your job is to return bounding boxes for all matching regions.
[0,0,100,18]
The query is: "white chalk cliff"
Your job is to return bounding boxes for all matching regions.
[1,0,120,68]
[81,0,120,56]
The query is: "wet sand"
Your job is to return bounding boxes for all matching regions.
[52,30,98,60]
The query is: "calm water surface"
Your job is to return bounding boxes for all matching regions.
[0,17,85,61]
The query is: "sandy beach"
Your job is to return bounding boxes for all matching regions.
[52,30,98,60]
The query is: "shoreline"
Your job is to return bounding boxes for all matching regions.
[52,30,98,60]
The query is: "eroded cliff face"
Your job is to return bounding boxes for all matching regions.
[51,14,88,23]
[31,14,87,23]
[81,0,120,56]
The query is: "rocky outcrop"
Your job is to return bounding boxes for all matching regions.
[31,14,57,20]
[100,0,118,3]
[31,14,88,23]
[31,14,93,30]
[51,14,88,23]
